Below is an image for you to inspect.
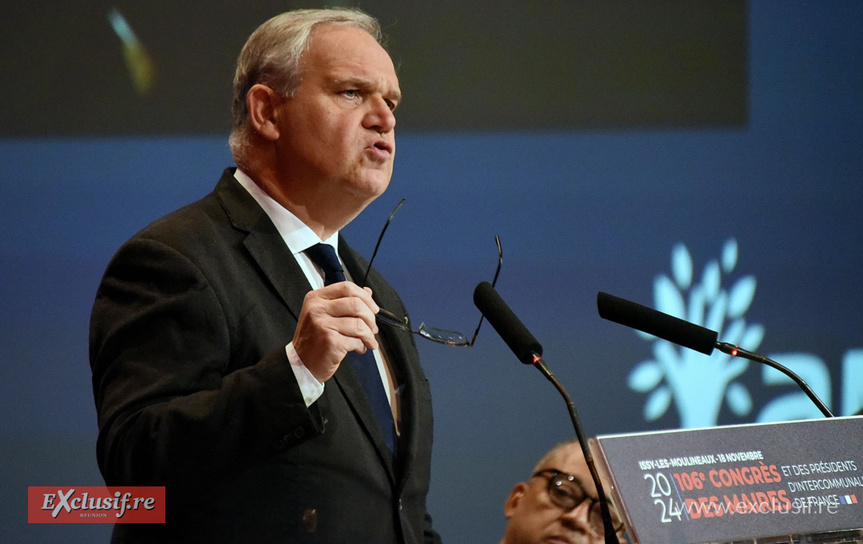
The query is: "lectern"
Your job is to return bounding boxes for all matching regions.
[591,416,863,543]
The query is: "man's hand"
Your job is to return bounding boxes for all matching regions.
[293,283,380,383]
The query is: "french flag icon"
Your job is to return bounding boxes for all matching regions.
[840,495,858,504]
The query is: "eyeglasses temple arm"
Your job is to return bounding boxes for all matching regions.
[469,235,502,346]
[361,198,405,288]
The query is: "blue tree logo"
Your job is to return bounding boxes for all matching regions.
[627,239,765,428]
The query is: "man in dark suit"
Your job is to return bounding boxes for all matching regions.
[89,8,441,543]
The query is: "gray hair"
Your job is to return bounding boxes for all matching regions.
[228,8,383,164]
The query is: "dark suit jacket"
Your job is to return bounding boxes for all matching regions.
[89,168,441,544]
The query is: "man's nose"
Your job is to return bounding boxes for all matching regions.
[558,501,598,540]
[364,95,396,132]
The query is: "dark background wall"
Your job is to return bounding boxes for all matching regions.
[2,1,745,135]
[2,1,861,542]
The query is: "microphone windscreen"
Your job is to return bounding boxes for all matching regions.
[596,292,717,355]
[473,282,543,364]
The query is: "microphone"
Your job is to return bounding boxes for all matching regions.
[596,291,833,418]
[473,281,542,365]
[596,292,717,355]
[474,282,620,544]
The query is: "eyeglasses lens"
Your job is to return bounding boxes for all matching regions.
[548,476,583,510]
[548,473,622,536]
[418,325,469,346]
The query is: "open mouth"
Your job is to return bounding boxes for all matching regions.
[372,139,393,154]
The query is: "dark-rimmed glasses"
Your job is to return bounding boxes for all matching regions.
[360,199,502,346]
[532,469,624,537]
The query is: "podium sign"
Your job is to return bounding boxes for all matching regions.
[591,416,863,543]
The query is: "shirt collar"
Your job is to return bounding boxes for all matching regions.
[233,168,339,255]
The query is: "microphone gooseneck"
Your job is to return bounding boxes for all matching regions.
[597,291,834,418]
[714,342,833,417]
[474,282,620,544]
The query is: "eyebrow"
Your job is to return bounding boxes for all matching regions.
[333,75,401,104]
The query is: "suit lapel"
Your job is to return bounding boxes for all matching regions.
[214,170,309,319]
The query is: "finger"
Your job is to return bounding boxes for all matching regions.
[318,296,379,335]
[301,294,380,349]
[316,282,379,313]
[327,313,380,351]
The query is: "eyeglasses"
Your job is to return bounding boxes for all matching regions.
[532,469,624,537]
[360,199,502,346]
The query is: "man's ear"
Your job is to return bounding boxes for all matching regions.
[503,483,528,519]
[246,83,281,141]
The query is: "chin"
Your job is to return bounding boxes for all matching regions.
[357,173,392,199]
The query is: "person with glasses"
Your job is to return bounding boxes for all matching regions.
[89,8,444,543]
[499,441,628,544]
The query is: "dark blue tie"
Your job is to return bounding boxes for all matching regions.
[305,243,397,456]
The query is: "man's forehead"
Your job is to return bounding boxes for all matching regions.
[545,449,592,479]
[308,24,387,61]
[306,25,398,82]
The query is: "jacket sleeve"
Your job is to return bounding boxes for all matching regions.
[424,512,443,544]
[89,236,323,491]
